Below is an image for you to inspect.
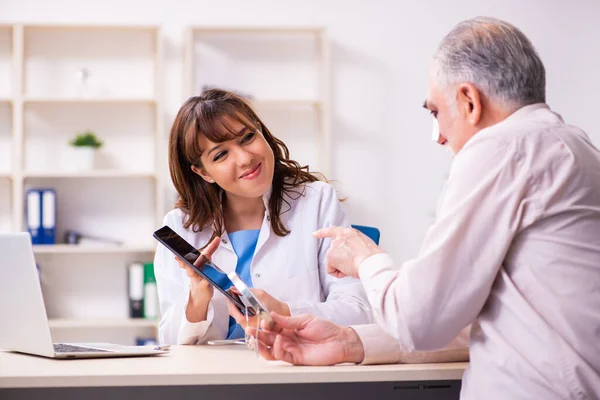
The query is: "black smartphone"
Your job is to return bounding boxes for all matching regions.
[152,225,254,316]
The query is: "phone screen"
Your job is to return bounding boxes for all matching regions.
[153,225,252,315]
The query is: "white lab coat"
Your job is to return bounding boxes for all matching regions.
[155,181,373,345]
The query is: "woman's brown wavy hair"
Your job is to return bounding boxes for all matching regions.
[169,89,323,243]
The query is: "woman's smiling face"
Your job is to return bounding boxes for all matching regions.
[192,117,275,200]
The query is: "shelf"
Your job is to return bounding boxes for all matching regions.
[0,172,11,179]
[48,318,158,329]
[24,170,157,179]
[33,244,156,254]
[0,97,11,104]
[24,97,157,105]
[25,24,158,33]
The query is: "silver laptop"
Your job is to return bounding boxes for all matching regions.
[0,232,170,359]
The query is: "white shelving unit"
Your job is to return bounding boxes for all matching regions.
[183,26,331,176]
[2,24,164,344]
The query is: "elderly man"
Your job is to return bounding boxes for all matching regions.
[251,17,600,399]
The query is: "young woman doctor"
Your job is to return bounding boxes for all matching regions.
[154,89,372,344]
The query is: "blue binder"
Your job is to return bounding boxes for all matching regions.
[41,189,56,244]
[26,189,42,244]
[26,188,56,245]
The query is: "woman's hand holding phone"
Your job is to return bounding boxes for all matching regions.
[176,237,221,323]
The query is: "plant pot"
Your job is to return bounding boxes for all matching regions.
[70,147,97,170]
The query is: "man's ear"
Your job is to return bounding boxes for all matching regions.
[458,83,482,125]
[191,165,215,183]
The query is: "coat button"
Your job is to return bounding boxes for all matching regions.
[222,238,228,244]
[255,273,261,278]
[266,215,270,221]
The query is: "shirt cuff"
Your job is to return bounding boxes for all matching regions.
[177,299,215,344]
[351,324,402,365]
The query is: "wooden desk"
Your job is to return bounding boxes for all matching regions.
[0,346,467,400]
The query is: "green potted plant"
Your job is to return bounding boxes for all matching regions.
[68,130,103,170]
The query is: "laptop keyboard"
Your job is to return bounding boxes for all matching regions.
[53,343,110,353]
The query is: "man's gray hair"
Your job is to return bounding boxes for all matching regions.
[432,17,546,112]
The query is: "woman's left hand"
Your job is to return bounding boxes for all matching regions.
[227,288,290,330]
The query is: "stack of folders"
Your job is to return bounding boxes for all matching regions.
[128,262,159,320]
[26,188,56,245]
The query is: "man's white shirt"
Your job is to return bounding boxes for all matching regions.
[355,104,600,400]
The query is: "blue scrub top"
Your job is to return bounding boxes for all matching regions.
[226,229,260,339]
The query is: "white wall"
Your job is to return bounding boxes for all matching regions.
[3,0,599,263]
